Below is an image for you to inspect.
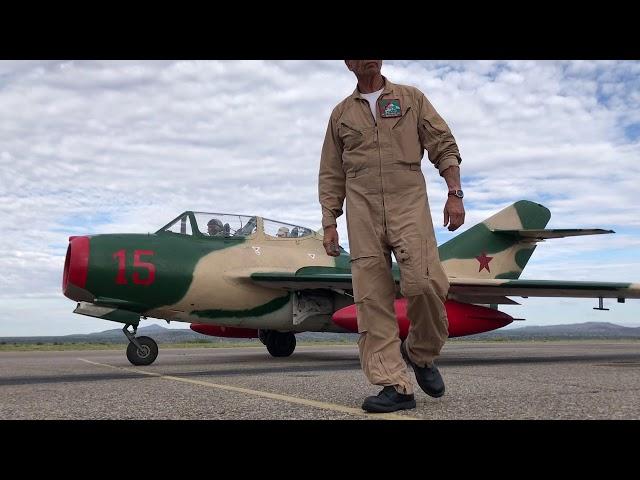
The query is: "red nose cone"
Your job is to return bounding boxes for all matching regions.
[63,236,90,298]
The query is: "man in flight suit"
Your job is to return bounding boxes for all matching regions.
[319,60,465,413]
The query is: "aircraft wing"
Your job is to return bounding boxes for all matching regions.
[491,228,614,240]
[251,271,353,290]
[252,270,640,300]
[448,279,640,299]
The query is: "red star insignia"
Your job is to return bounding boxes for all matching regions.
[476,252,493,272]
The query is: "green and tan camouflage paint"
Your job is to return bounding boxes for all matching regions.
[439,200,550,279]
[82,216,350,330]
[72,203,640,333]
[155,225,347,329]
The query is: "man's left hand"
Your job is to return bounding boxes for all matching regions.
[444,197,465,231]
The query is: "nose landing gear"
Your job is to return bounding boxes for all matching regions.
[123,324,158,366]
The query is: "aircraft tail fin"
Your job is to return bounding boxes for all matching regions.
[438,200,551,280]
[438,201,615,280]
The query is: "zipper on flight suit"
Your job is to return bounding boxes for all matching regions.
[360,93,387,233]
[377,126,386,233]
[375,94,388,234]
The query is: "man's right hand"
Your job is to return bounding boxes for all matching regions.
[322,225,341,257]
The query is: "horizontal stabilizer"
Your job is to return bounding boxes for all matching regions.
[492,228,614,240]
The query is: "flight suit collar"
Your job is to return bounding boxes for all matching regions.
[350,76,395,100]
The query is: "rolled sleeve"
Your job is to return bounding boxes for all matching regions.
[435,155,461,176]
[322,209,337,229]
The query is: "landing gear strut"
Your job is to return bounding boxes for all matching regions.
[259,330,296,357]
[123,324,158,366]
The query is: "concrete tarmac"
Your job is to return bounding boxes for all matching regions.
[1,341,639,420]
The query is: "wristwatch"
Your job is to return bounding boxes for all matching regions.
[448,189,464,199]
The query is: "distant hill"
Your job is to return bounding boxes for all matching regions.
[0,324,359,345]
[1,322,639,345]
[464,322,640,340]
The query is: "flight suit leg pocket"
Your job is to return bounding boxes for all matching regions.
[421,238,429,279]
[395,235,430,297]
[350,254,379,333]
[358,332,393,384]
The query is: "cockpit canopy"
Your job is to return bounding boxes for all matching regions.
[158,212,315,239]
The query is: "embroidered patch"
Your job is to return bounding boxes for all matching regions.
[378,98,402,118]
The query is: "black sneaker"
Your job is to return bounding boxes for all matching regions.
[400,341,445,398]
[361,386,416,413]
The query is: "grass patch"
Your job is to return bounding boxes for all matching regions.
[2,337,639,352]
[447,337,640,344]
[0,339,358,352]
[0,343,128,351]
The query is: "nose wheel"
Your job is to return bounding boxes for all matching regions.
[123,324,158,366]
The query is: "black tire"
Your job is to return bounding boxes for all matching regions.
[126,336,158,366]
[265,331,296,357]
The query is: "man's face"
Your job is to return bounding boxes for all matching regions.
[345,60,383,76]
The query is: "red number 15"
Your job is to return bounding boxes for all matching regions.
[113,249,156,286]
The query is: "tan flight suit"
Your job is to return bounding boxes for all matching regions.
[319,77,461,395]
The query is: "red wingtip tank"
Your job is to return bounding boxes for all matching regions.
[190,324,259,338]
[332,299,514,338]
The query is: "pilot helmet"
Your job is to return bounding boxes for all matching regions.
[208,218,224,234]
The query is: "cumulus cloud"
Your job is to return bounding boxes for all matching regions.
[0,60,638,335]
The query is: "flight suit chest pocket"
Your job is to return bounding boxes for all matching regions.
[339,122,365,151]
[389,106,421,162]
[391,106,413,131]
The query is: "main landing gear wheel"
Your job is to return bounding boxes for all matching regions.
[122,324,159,366]
[126,336,158,366]
[264,331,296,357]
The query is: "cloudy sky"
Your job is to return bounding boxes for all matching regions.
[1,60,639,336]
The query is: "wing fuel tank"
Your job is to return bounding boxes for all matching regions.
[190,324,259,338]
[331,299,514,338]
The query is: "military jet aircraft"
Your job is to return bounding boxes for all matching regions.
[62,200,640,366]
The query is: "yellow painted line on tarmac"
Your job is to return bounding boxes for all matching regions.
[78,358,419,421]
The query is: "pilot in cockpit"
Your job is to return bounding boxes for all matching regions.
[276,226,290,238]
[207,218,225,236]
